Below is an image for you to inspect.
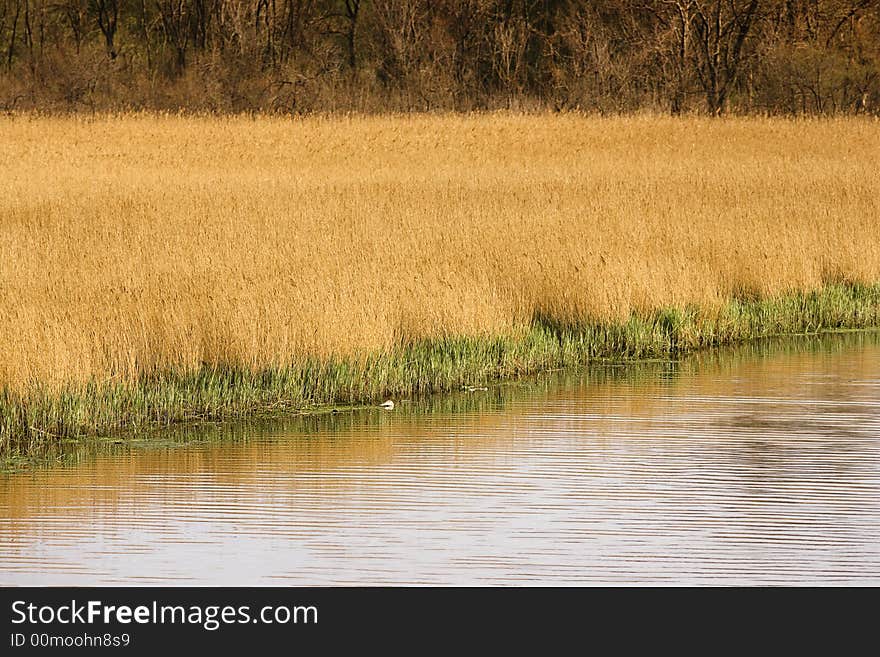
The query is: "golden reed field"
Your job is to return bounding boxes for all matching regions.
[1,113,879,391]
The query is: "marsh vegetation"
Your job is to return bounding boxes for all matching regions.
[1,113,878,457]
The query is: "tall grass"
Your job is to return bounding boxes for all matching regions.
[1,113,879,456]
[8,329,878,480]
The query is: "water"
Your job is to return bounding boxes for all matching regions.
[2,332,879,585]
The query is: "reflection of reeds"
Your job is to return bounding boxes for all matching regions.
[3,330,877,499]
[3,322,878,470]
[1,114,879,458]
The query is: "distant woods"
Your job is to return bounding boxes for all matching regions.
[1,0,878,114]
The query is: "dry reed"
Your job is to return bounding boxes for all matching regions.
[1,113,879,454]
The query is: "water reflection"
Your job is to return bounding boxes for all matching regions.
[1,331,879,584]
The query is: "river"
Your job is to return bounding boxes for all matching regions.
[2,332,879,585]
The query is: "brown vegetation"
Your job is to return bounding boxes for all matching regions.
[1,1,879,114]
[2,113,879,390]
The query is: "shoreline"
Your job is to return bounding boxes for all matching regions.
[3,282,878,468]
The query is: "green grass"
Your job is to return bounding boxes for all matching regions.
[2,281,879,462]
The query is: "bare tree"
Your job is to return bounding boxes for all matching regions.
[342,0,358,67]
[1,0,879,114]
[53,0,90,52]
[91,0,119,58]
[156,0,188,70]
[492,9,529,102]
[661,0,695,114]
[372,0,428,82]
[690,0,761,114]
[5,0,23,69]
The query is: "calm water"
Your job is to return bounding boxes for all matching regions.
[2,333,880,585]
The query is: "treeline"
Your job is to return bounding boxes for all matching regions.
[1,0,878,114]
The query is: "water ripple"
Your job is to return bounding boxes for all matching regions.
[1,333,880,585]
